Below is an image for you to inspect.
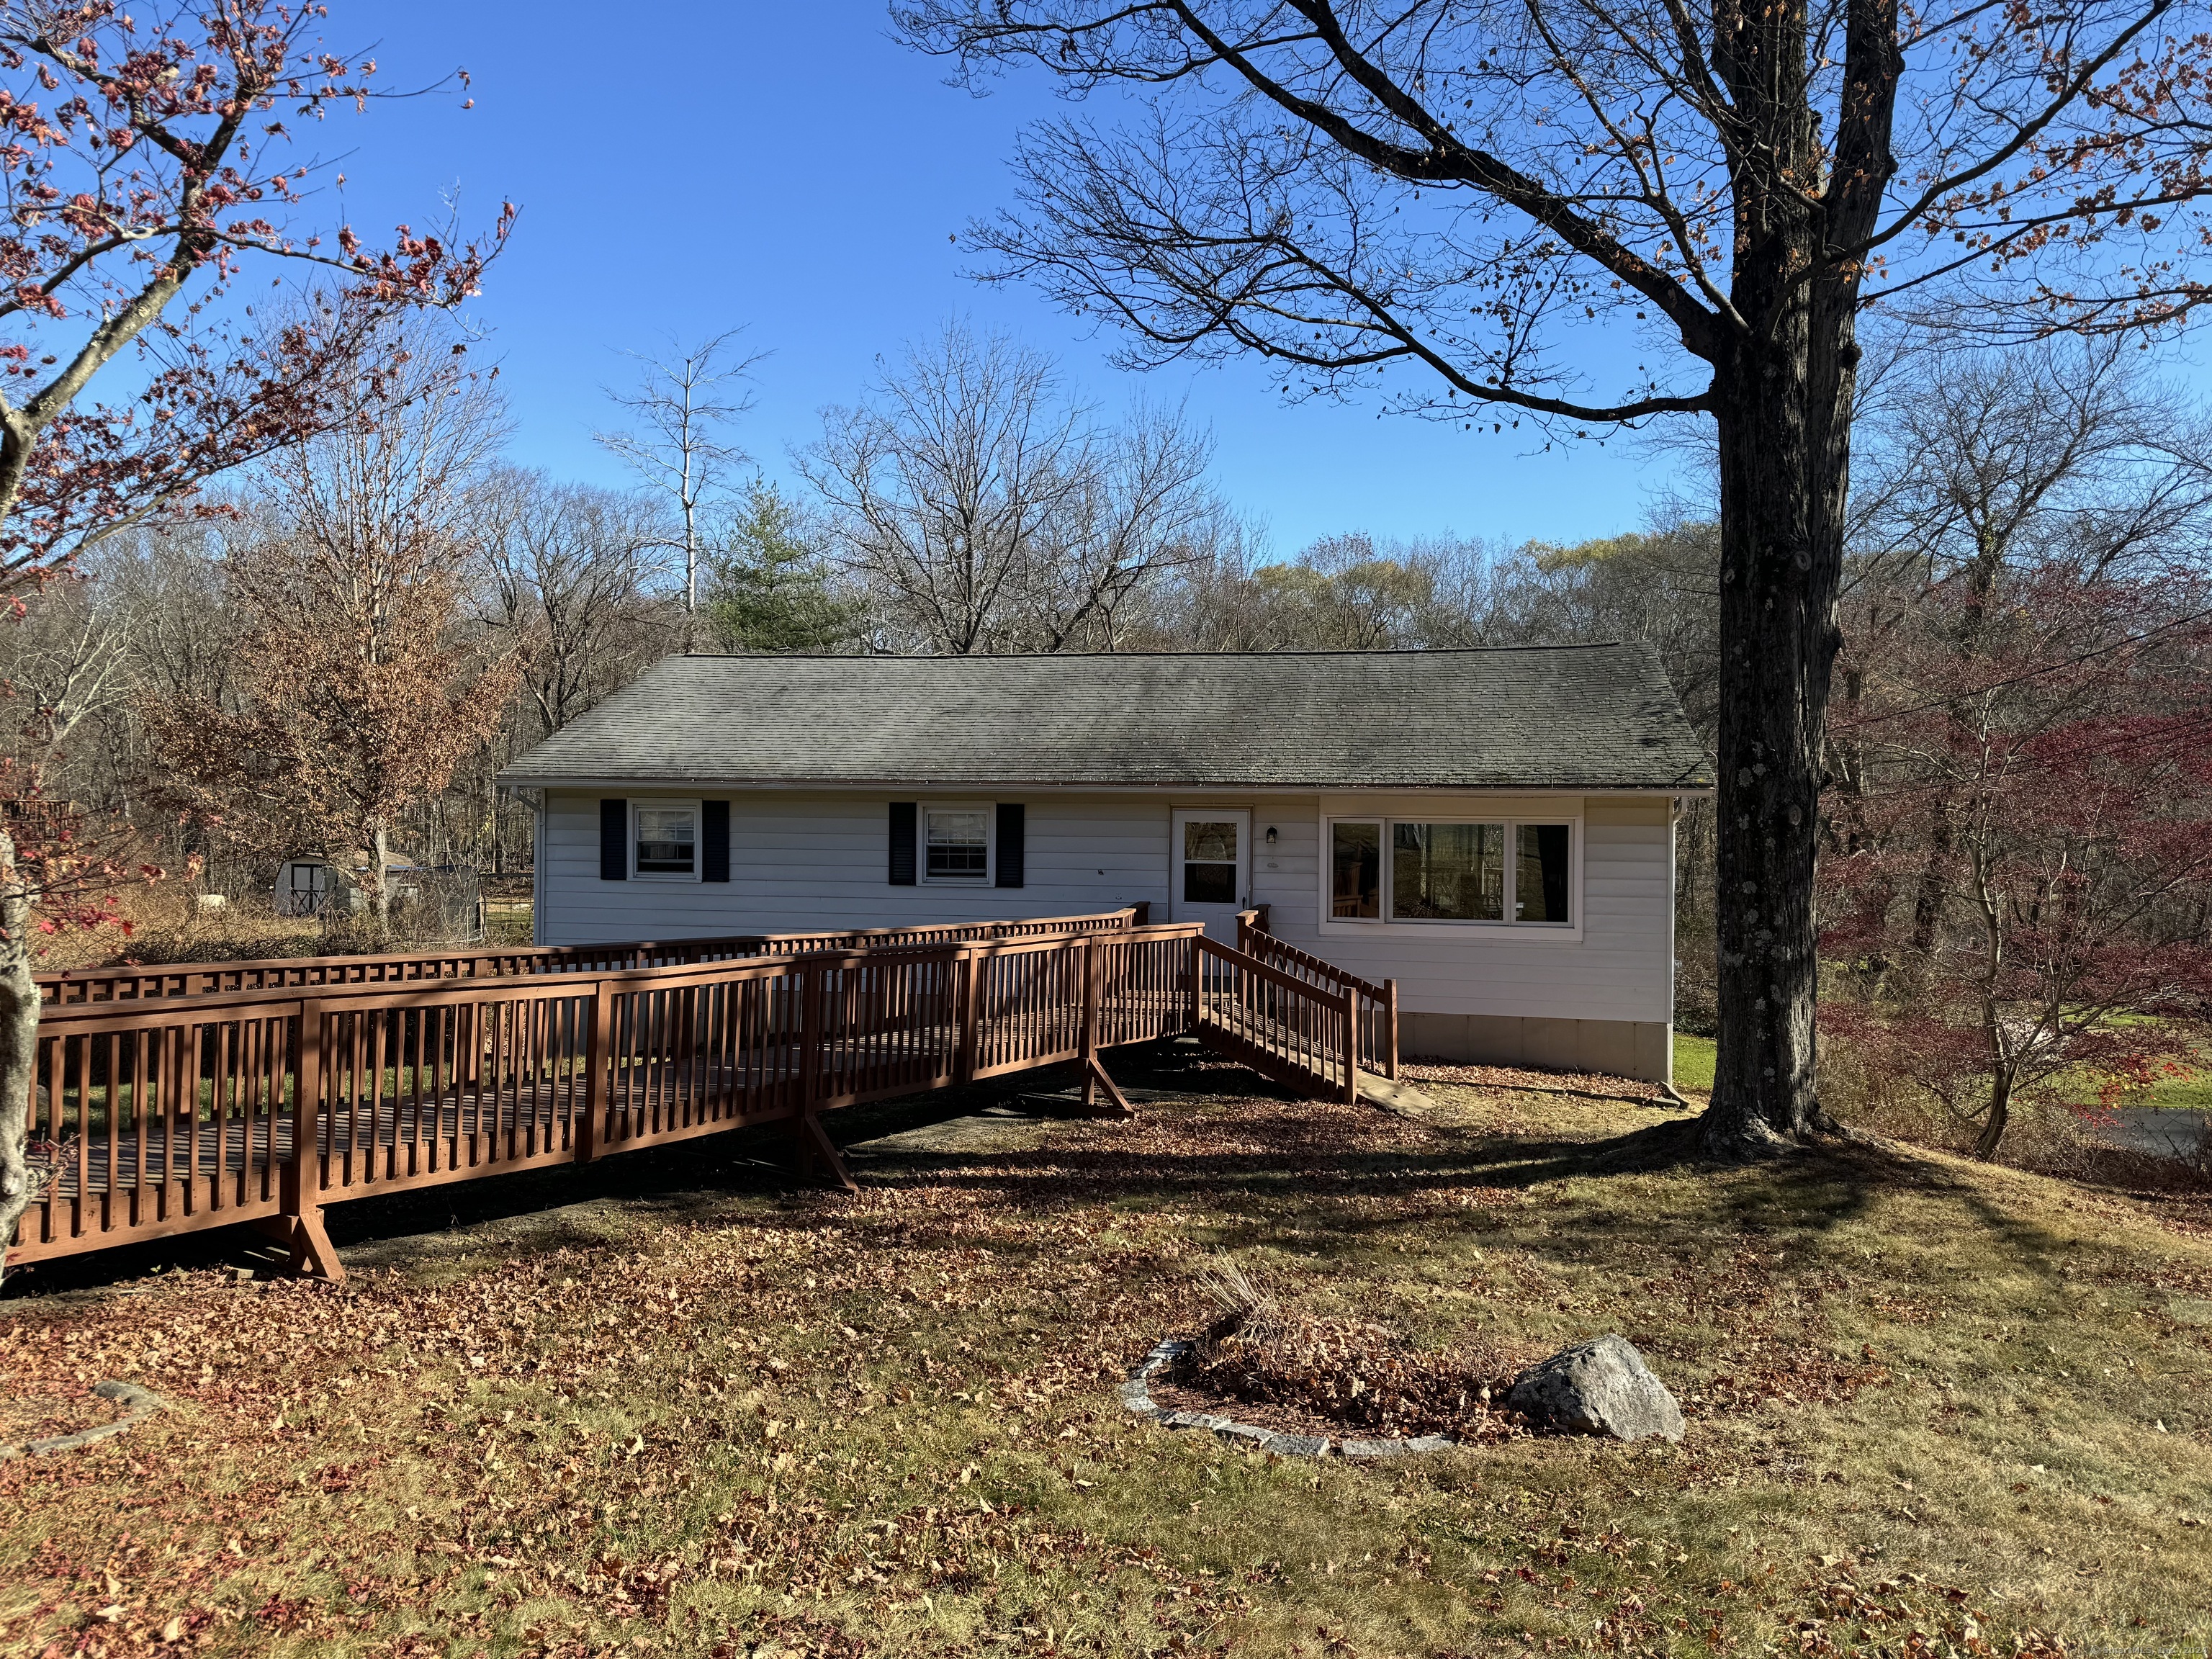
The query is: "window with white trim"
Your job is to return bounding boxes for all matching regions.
[1326,816,1575,927]
[1330,819,1381,919]
[923,806,992,881]
[631,801,700,879]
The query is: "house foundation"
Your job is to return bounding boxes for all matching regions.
[1398,1013,1673,1084]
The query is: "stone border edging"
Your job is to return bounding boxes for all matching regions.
[1120,1339,1456,1460]
[0,1380,168,1462]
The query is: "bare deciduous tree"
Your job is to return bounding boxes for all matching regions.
[803,323,1226,653]
[147,323,520,933]
[595,331,761,636]
[478,469,679,738]
[0,574,135,761]
[0,1,505,1275]
[1831,338,2212,1002]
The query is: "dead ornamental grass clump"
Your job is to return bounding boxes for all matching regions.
[1174,1261,1526,1439]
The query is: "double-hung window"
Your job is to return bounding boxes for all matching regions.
[924,807,992,881]
[1328,814,1575,930]
[631,801,701,879]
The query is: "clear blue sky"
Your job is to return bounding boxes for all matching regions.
[320,0,1686,556]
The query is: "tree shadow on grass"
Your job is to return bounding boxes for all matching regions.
[841,1053,1965,1272]
[2,1040,1999,1298]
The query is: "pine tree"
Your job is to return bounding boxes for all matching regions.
[704,480,860,654]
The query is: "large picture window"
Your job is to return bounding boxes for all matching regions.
[1326,814,1575,929]
[1393,822,1505,921]
[925,807,992,881]
[631,801,700,879]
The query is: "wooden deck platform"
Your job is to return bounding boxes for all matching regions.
[10,915,1393,1277]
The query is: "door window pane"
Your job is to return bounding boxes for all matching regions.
[1515,824,1572,923]
[925,809,990,878]
[634,806,696,876]
[1391,822,1504,920]
[1183,821,1238,863]
[1331,821,1380,919]
[1182,819,1238,904]
[1183,861,1237,904]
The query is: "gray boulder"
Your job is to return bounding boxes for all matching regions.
[1504,1334,1684,1442]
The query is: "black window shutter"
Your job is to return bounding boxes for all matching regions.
[599,799,627,881]
[888,801,917,886]
[702,799,730,882]
[995,803,1025,889]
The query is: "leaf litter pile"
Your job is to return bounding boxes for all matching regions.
[3,1071,2208,1657]
[1153,1262,1528,1441]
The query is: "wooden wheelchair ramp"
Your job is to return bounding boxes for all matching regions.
[11,917,1395,1279]
[1192,934,1362,1101]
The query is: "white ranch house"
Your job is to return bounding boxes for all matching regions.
[499,646,1710,1082]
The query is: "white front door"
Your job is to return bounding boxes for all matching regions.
[1171,809,1251,942]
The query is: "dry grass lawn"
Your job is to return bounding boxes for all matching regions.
[4,1042,2210,1658]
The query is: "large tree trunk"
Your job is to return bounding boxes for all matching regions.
[1696,199,1860,1144]
[1701,343,1848,1154]
[0,824,44,1283]
[1974,1070,2013,1160]
[1692,0,1877,1157]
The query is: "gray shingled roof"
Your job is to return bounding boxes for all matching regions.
[498,647,1712,791]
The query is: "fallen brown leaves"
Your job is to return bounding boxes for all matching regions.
[0,1075,2205,1656]
[1174,1264,1525,1439]
[1397,1060,1676,1107]
[0,1091,1447,1657]
[0,1388,126,1450]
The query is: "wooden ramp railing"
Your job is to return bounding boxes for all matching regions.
[9,919,1213,1277]
[1236,912,1399,1080]
[9,914,1390,1280]
[37,907,1149,1006]
[1193,935,1362,1104]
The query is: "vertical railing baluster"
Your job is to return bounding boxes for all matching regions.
[581,981,607,1162]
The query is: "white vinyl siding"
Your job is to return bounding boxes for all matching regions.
[536,788,1675,1027]
[539,791,1172,941]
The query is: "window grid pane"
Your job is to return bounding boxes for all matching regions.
[1182,821,1238,861]
[1183,863,1237,904]
[636,807,696,875]
[1181,819,1238,904]
[926,810,989,878]
[1515,824,1572,923]
[1390,822,1504,921]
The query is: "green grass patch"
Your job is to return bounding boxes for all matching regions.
[1673,1030,1717,1092]
[2132,1069,2212,1111]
